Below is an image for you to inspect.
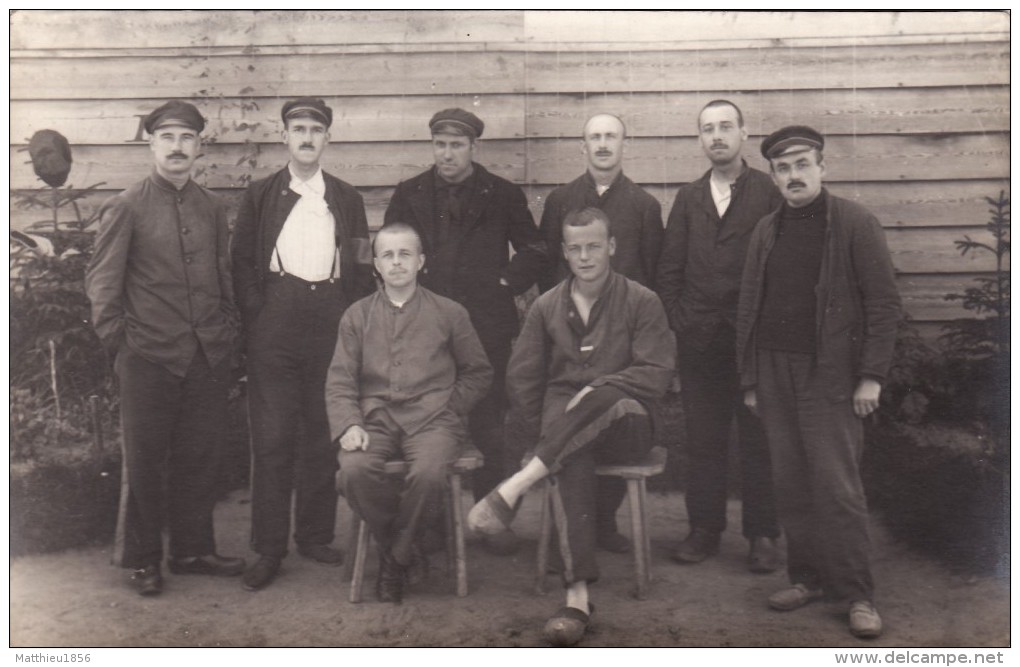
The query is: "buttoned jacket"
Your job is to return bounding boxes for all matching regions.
[325,287,493,440]
[657,163,783,352]
[85,170,238,376]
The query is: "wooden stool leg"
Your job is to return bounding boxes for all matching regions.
[343,508,359,580]
[349,518,370,603]
[535,480,552,595]
[626,477,648,599]
[444,474,457,576]
[450,472,469,597]
[638,478,652,580]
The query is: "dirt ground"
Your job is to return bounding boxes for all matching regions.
[9,487,1010,648]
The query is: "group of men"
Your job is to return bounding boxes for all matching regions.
[84,94,900,645]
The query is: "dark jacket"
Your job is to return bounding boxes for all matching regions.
[230,166,374,328]
[736,190,902,401]
[385,163,547,342]
[85,170,238,377]
[507,271,676,441]
[657,163,783,352]
[538,170,663,292]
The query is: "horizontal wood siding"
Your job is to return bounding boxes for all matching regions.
[9,10,1009,327]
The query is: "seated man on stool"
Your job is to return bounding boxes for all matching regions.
[325,222,493,603]
[467,207,675,645]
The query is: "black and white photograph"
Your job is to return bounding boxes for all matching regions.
[8,9,1010,657]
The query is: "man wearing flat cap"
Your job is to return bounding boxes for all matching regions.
[736,125,901,638]
[231,97,374,590]
[385,108,547,555]
[86,99,245,596]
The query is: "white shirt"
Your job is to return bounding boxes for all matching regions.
[270,165,338,281]
[709,175,733,218]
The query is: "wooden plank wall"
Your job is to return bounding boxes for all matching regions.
[10,10,1010,329]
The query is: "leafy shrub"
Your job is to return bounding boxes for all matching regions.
[866,191,1010,574]
[864,421,1007,575]
[10,443,121,556]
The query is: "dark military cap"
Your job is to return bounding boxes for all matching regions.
[760,125,825,160]
[429,108,484,139]
[281,97,333,128]
[144,100,205,134]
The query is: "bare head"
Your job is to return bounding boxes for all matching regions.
[373,222,426,291]
[582,113,626,175]
[697,99,747,166]
[562,207,616,285]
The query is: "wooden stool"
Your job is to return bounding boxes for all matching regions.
[345,449,484,603]
[534,446,667,599]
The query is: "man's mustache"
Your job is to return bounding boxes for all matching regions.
[787,181,806,189]
[168,152,188,159]
[300,144,315,150]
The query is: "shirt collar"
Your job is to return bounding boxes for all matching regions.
[288,164,326,197]
[702,159,749,186]
[382,284,421,310]
[583,169,624,193]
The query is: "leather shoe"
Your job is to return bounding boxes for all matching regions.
[597,530,632,554]
[748,537,780,574]
[671,528,720,564]
[849,600,883,639]
[242,556,281,591]
[376,550,406,603]
[168,553,246,577]
[543,604,594,647]
[131,564,163,596]
[296,543,344,566]
[768,583,824,611]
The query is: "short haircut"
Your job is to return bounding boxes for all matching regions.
[373,221,423,255]
[582,113,627,140]
[562,207,613,239]
[698,99,744,128]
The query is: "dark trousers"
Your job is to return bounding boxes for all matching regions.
[679,331,778,538]
[339,409,465,566]
[756,348,874,601]
[247,274,347,558]
[467,328,511,503]
[113,345,229,569]
[535,385,653,585]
